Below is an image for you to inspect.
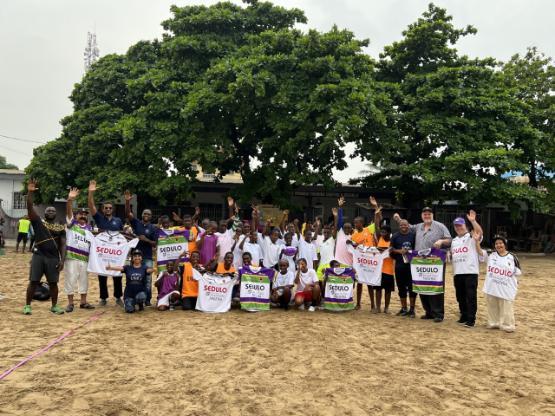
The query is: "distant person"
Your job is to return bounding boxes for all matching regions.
[16,215,31,253]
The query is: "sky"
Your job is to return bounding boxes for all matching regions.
[0,0,553,182]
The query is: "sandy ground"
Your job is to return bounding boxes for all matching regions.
[0,249,554,416]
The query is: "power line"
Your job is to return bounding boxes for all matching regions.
[0,142,33,157]
[0,133,45,144]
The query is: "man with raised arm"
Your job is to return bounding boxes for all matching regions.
[87,179,124,307]
[22,179,66,315]
[393,207,451,322]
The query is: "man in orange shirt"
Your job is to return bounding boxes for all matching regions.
[348,196,382,311]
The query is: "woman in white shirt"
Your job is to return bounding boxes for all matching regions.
[483,235,522,333]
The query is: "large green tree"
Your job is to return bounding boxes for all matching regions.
[355,3,549,210]
[26,0,388,207]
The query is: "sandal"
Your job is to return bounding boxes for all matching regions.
[65,304,74,313]
[80,303,95,309]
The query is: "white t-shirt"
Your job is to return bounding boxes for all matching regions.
[483,252,522,301]
[232,235,247,269]
[297,269,319,292]
[298,239,318,269]
[280,245,298,273]
[87,232,139,277]
[451,232,486,275]
[243,240,263,266]
[262,236,283,267]
[274,270,295,288]
[216,229,234,262]
[351,246,390,286]
[319,237,336,266]
[194,270,237,313]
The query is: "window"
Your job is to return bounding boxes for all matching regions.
[13,192,26,209]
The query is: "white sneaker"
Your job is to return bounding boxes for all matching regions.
[298,304,305,311]
[308,306,315,312]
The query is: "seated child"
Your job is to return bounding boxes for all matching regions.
[294,258,321,312]
[271,259,295,309]
[155,261,180,311]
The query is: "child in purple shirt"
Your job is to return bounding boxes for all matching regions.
[154,262,180,311]
[197,221,220,267]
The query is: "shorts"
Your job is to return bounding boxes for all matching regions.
[395,265,416,298]
[182,296,197,310]
[64,258,89,295]
[295,289,313,302]
[29,253,60,283]
[157,290,180,307]
[17,232,28,243]
[377,273,395,292]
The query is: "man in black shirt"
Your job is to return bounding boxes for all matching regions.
[390,219,417,318]
[23,179,66,315]
[87,179,125,307]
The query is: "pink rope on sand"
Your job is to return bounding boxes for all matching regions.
[0,311,105,381]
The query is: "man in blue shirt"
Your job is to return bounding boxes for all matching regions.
[87,180,124,307]
[124,190,158,306]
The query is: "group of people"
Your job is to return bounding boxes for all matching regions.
[22,180,522,332]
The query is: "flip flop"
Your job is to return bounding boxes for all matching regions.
[80,303,95,309]
[65,304,74,313]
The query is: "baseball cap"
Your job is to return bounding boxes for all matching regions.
[453,217,466,225]
[421,207,433,213]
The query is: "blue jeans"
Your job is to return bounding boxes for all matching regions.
[124,291,146,313]
[143,259,154,303]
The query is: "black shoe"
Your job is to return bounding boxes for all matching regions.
[396,308,408,316]
[145,301,151,307]
[408,310,415,318]
[464,321,475,328]
[433,317,443,323]
[138,303,144,311]
[457,316,467,324]
[421,314,434,320]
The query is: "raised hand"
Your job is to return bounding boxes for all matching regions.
[393,213,401,223]
[27,179,39,193]
[172,212,182,222]
[331,207,338,217]
[338,196,345,207]
[283,209,289,217]
[227,196,234,207]
[467,209,477,222]
[88,180,97,193]
[68,187,80,200]
[194,206,200,216]
[124,190,133,201]
[369,196,378,208]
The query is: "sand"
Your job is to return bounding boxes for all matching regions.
[0,250,554,416]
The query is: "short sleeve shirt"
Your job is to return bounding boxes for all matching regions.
[413,221,451,251]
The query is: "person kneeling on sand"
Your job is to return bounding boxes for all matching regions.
[294,258,321,312]
[155,261,180,311]
[107,249,152,313]
[271,259,295,309]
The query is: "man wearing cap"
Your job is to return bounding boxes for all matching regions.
[63,187,95,312]
[450,210,485,327]
[87,179,125,306]
[393,207,451,322]
[124,190,158,306]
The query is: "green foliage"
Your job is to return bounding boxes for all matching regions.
[355,3,553,213]
[0,155,18,170]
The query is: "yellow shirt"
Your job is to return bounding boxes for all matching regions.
[18,218,31,234]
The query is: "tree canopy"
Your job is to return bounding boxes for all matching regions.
[25,1,554,213]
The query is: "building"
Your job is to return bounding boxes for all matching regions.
[0,169,26,239]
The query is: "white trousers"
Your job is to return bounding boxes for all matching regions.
[64,259,89,295]
[486,294,515,331]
